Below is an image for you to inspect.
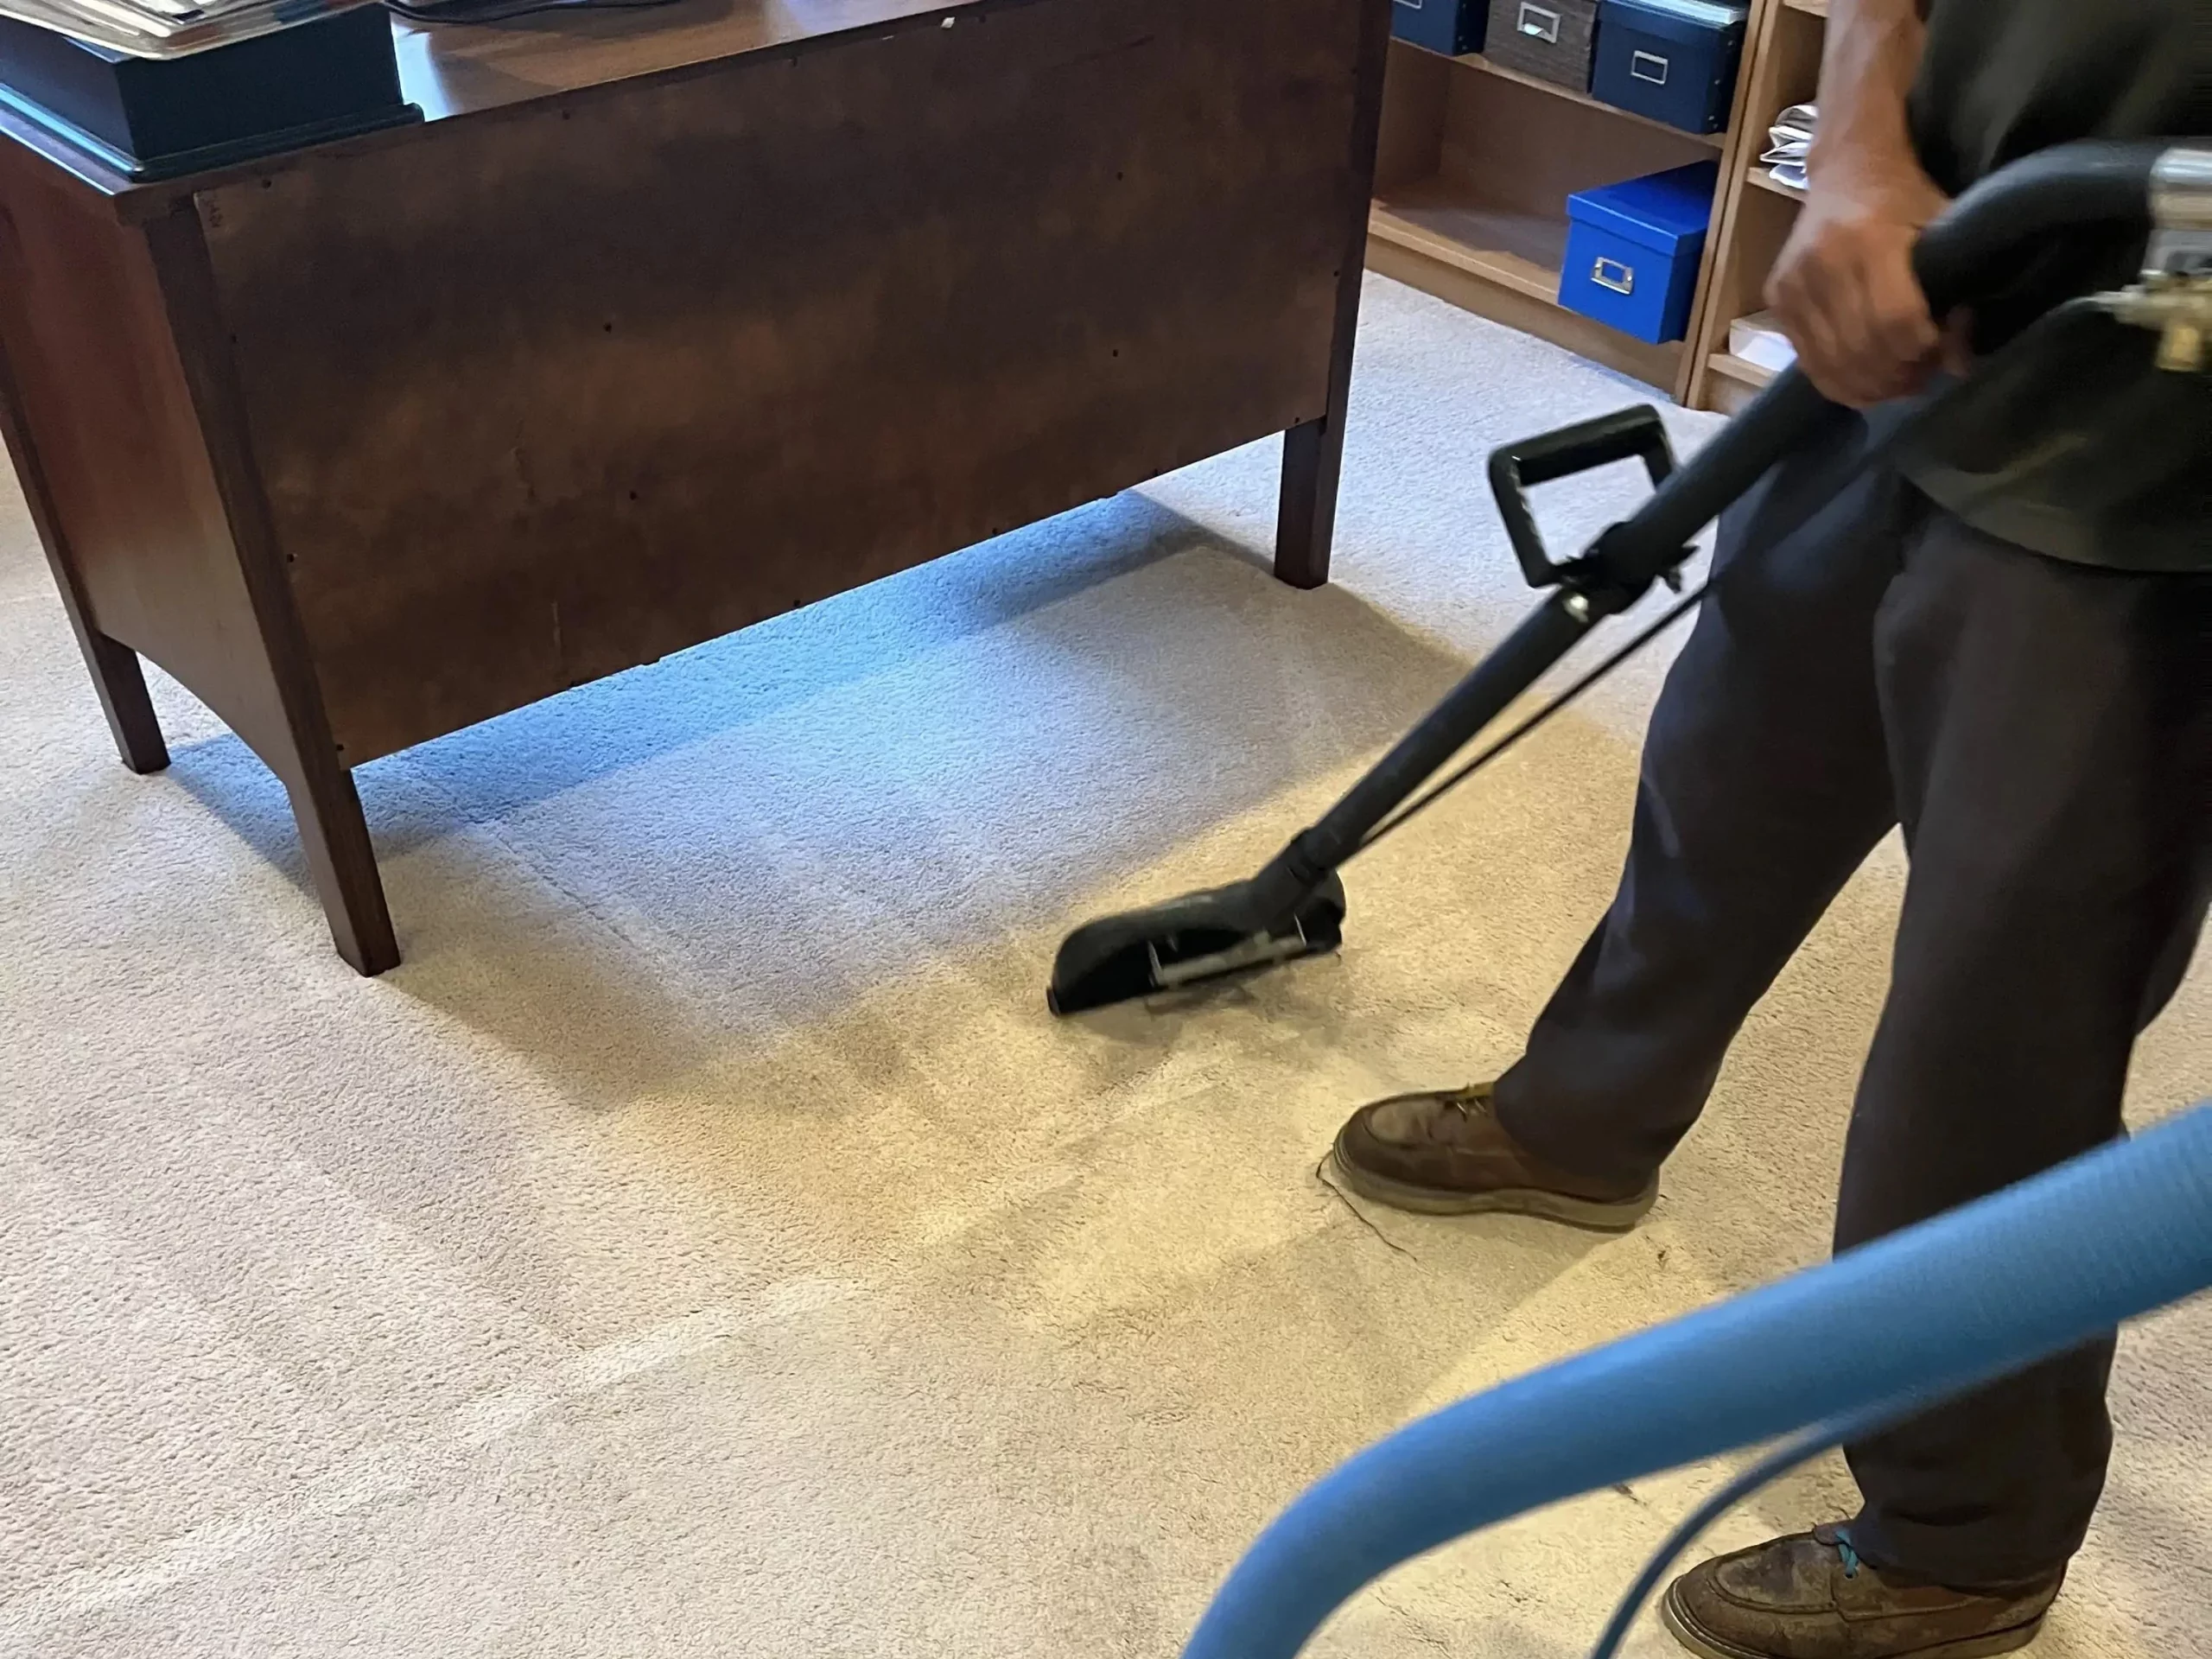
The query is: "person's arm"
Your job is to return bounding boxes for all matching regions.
[1764,0,1953,408]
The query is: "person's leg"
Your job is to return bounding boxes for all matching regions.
[1837,513,2212,1590]
[1662,524,2208,1659]
[1334,413,1920,1215]
[1490,416,1916,1186]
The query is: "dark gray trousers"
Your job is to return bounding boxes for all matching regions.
[1492,410,2210,1589]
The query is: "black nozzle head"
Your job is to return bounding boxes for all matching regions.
[1046,874,1348,1016]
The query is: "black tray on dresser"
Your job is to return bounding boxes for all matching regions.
[0,3,416,181]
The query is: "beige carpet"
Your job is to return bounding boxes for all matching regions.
[2,275,2205,1659]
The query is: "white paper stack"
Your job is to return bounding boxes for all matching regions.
[1760,102,1816,192]
[0,0,365,59]
[1729,310,1798,372]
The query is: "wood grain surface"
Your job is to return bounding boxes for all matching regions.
[194,0,1367,762]
[144,208,402,973]
[0,290,169,773]
[0,175,289,763]
[396,0,971,120]
[0,2,981,214]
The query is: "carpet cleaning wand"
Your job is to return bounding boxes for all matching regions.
[1047,139,2205,1016]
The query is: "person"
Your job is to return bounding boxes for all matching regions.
[1326,2,2211,1656]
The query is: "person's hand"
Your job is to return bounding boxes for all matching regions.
[1764,156,1959,407]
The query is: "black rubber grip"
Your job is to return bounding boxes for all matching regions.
[1605,140,2167,585]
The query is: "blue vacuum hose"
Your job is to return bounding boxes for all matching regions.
[1185,1103,2212,1659]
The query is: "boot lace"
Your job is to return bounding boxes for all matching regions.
[1441,1085,1494,1123]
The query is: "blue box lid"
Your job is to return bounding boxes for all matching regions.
[1597,0,1748,44]
[1566,160,1719,254]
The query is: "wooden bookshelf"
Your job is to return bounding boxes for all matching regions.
[1369,35,1747,397]
[1369,1,1826,410]
[1452,48,1728,149]
[1370,190,1564,305]
[1369,175,1687,387]
[1703,348,1778,412]
[1682,0,1826,406]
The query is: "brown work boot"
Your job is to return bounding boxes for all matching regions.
[1329,1082,1656,1229]
[1661,1525,2063,1659]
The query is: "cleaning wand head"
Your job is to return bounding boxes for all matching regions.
[1046,873,1347,1014]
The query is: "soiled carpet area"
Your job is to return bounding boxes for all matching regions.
[3,276,2205,1658]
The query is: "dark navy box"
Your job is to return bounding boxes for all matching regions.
[1558,160,1717,342]
[0,5,417,181]
[1591,0,1749,135]
[1391,0,1486,56]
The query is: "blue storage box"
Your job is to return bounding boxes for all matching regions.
[1558,161,1718,342]
[1392,0,1486,55]
[1591,0,1749,135]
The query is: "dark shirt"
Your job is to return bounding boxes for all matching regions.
[1895,0,2210,571]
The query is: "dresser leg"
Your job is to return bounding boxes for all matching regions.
[1275,417,1345,590]
[1273,0,1391,591]
[286,764,399,976]
[143,207,400,976]
[0,289,170,775]
[76,628,171,775]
